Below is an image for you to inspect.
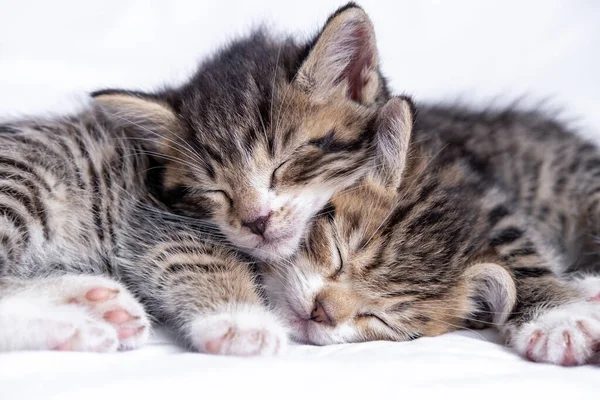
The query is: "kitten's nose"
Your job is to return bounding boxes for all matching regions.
[310,299,333,326]
[243,214,271,236]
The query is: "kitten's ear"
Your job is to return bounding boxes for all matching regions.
[296,3,381,104]
[92,89,180,151]
[370,96,415,189]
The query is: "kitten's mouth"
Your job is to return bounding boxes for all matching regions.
[260,231,295,246]
[254,230,298,255]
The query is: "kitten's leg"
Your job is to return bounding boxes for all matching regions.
[122,238,287,356]
[0,274,149,352]
[486,212,600,365]
[501,273,600,366]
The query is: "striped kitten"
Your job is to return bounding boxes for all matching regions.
[0,4,386,355]
[265,96,600,365]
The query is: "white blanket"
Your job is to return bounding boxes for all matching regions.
[0,1,598,398]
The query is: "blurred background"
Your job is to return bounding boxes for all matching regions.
[0,0,598,135]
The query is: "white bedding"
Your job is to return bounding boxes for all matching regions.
[0,1,599,398]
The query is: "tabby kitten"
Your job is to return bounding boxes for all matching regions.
[265,96,600,366]
[0,3,386,355]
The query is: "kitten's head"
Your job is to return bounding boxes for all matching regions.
[93,3,389,261]
[264,97,516,345]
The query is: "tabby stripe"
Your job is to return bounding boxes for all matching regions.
[0,172,49,239]
[578,143,597,154]
[489,227,523,246]
[51,134,86,189]
[101,255,114,276]
[567,157,580,174]
[407,209,444,233]
[0,125,19,134]
[587,185,600,197]
[154,244,210,264]
[383,182,438,234]
[488,205,511,226]
[88,158,105,243]
[158,263,225,287]
[512,268,552,279]
[281,128,295,149]
[0,203,29,242]
[205,161,216,181]
[7,135,80,185]
[507,246,537,257]
[267,136,275,157]
[382,289,427,298]
[553,175,567,195]
[582,157,600,172]
[197,144,224,166]
[309,130,369,153]
[0,156,52,193]
[326,163,365,181]
[0,185,38,222]
[0,233,16,261]
[101,162,117,247]
[8,134,72,170]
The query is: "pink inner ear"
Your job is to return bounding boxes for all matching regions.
[338,24,374,102]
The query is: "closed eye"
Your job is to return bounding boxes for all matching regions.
[329,245,344,279]
[270,160,288,189]
[357,313,395,332]
[204,190,233,207]
[308,129,335,151]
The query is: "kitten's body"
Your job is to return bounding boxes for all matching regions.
[0,4,388,354]
[266,99,600,365]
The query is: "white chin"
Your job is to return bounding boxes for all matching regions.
[251,237,299,261]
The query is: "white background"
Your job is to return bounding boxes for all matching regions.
[0,1,599,398]
[0,1,599,135]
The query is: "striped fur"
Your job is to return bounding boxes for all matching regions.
[0,3,389,355]
[265,97,600,365]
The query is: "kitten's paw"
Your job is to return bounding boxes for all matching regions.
[56,275,150,350]
[188,305,287,356]
[508,300,600,365]
[0,275,149,352]
[51,314,120,353]
[0,300,118,352]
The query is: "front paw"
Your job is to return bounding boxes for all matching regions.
[188,305,288,356]
[507,300,600,366]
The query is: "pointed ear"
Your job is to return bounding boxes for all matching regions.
[296,3,381,104]
[370,96,415,188]
[92,89,180,151]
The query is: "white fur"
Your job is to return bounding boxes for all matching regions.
[506,299,600,365]
[264,261,362,345]
[0,274,150,352]
[465,263,516,325]
[224,185,335,262]
[573,275,600,299]
[188,303,288,356]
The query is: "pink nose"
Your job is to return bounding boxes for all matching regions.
[310,299,333,326]
[242,214,271,236]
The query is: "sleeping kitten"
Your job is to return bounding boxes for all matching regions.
[265,96,600,366]
[0,3,386,355]
[94,2,387,262]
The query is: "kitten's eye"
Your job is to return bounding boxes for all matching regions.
[270,161,288,189]
[309,129,335,151]
[329,245,344,279]
[357,313,394,331]
[204,190,233,207]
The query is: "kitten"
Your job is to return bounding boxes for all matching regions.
[94,2,387,262]
[0,3,386,355]
[265,96,600,365]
